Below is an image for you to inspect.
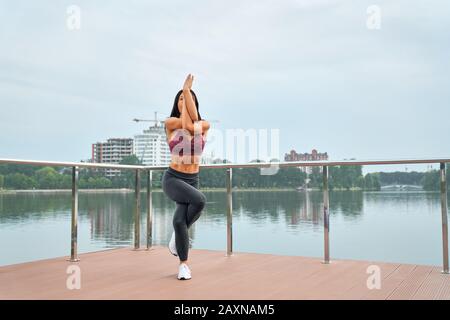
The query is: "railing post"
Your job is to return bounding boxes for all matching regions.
[134,169,141,250]
[70,166,79,262]
[146,170,153,250]
[440,163,449,274]
[322,165,330,264]
[226,168,233,256]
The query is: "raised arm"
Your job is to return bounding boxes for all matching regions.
[181,100,210,136]
[182,74,199,122]
[181,100,196,133]
[164,117,182,141]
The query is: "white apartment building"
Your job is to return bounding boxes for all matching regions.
[133,122,171,166]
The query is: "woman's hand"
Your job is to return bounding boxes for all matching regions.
[183,74,194,91]
[181,73,199,122]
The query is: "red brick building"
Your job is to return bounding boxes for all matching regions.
[284,149,329,173]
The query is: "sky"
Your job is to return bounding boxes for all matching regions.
[0,0,449,173]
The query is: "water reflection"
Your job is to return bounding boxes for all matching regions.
[0,190,447,266]
[330,191,364,220]
[83,193,134,246]
[0,193,71,222]
[0,191,368,247]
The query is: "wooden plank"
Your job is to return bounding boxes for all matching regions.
[433,268,450,300]
[339,262,400,300]
[387,265,434,300]
[266,259,361,299]
[0,246,447,300]
[412,267,447,300]
[362,264,417,300]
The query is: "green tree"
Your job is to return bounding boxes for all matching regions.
[79,178,88,189]
[97,177,113,188]
[88,177,97,188]
[356,176,365,189]
[328,166,340,190]
[421,170,439,191]
[5,173,37,189]
[0,164,39,176]
[119,155,143,188]
[308,167,323,189]
[364,173,381,190]
[311,165,369,191]
[34,167,60,189]
[0,174,4,189]
[151,171,164,188]
[58,174,72,189]
[276,167,307,188]
[199,167,227,188]
[378,171,424,186]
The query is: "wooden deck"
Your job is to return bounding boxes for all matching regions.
[1,246,449,300]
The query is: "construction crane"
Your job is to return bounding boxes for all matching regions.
[133,112,219,126]
[133,111,165,128]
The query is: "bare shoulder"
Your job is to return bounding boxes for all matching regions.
[200,120,210,131]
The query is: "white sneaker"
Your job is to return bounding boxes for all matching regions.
[177,263,191,280]
[169,231,178,256]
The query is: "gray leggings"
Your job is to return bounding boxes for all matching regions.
[162,167,206,261]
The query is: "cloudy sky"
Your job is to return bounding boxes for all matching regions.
[0,0,449,172]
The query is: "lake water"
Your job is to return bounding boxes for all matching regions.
[0,190,448,267]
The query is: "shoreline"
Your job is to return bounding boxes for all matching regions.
[0,187,309,194]
[1,187,431,194]
[0,187,392,194]
[0,188,135,194]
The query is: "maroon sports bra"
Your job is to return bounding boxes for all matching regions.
[168,130,206,156]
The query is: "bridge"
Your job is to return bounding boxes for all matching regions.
[380,184,424,191]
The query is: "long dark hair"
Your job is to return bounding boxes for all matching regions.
[169,89,202,120]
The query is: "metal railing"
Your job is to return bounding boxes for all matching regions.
[0,157,449,273]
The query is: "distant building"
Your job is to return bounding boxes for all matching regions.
[133,122,171,166]
[285,149,329,174]
[200,151,216,164]
[92,138,134,177]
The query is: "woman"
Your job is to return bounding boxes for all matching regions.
[162,74,210,280]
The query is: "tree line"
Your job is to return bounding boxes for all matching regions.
[0,156,384,191]
[305,166,380,191]
[0,156,142,190]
